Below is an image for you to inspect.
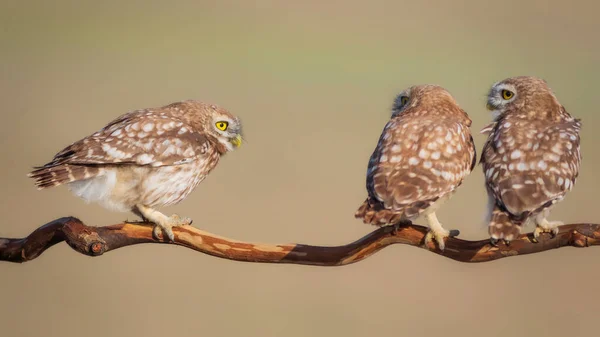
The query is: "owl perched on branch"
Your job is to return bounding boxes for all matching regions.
[481,76,582,245]
[29,100,243,241]
[355,85,476,250]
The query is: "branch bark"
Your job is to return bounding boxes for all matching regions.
[0,217,598,264]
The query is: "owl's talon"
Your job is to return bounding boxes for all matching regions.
[449,229,460,237]
[490,238,499,246]
[533,228,544,241]
[533,221,561,242]
[390,222,404,235]
[152,225,174,241]
[503,239,511,246]
[173,215,193,227]
[423,212,451,251]
[424,229,450,251]
[151,214,193,242]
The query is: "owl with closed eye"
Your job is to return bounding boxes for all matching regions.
[481,76,582,244]
[355,85,476,250]
[29,100,243,242]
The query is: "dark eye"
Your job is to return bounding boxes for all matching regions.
[501,89,514,100]
[400,96,409,105]
[215,121,229,131]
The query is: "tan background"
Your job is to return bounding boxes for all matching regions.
[1,1,599,336]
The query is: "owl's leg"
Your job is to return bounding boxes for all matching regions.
[533,209,562,241]
[423,212,454,251]
[134,204,193,242]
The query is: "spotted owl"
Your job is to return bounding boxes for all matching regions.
[355,85,477,250]
[29,100,243,241]
[481,76,582,244]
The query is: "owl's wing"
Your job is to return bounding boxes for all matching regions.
[368,115,475,218]
[41,110,210,168]
[482,118,581,217]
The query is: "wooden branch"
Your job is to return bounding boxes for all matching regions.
[0,217,598,264]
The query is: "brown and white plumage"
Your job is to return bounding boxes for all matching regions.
[29,100,243,241]
[355,85,476,250]
[480,76,582,244]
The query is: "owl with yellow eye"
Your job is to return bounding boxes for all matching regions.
[29,100,243,242]
[481,76,582,244]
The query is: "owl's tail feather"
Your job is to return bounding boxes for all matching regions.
[488,205,523,242]
[28,164,103,189]
[355,198,404,226]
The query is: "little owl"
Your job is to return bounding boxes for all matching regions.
[355,85,476,250]
[29,100,243,241]
[481,76,582,244]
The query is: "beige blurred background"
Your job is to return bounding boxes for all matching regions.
[1,1,599,336]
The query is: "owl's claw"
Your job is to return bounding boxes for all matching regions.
[423,212,456,251]
[391,223,400,235]
[533,211,562,243]
[489,237,511,246]
[533,224,560,241]
[152,214,193,242]
[424,228,451,251]
[389,220,410,235]
[530,231,542,243]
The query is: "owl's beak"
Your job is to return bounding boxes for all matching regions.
[486,102,495,111]
[230,134,242,148]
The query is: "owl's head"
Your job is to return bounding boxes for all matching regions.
[204,107,243,152]
[485,76,559,120]
[176,101,242,152]
[391,84,469,122]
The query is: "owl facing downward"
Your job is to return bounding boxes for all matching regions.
[355,85,477,250]
[481,76,582,244]
[29,100,243,241]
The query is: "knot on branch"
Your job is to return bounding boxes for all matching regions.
[89,241,106,255]
[570,225,599,247]
[59,217,107,256]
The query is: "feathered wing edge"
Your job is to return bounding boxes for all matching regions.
[28,163,104,190]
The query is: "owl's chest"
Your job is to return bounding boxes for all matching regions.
[141,151,221,206]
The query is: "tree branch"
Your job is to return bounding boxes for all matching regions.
[0,217,598,264]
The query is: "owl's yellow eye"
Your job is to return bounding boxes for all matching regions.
[400,96,409,105]
[215,121,229,131]
[501,89,514,100]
